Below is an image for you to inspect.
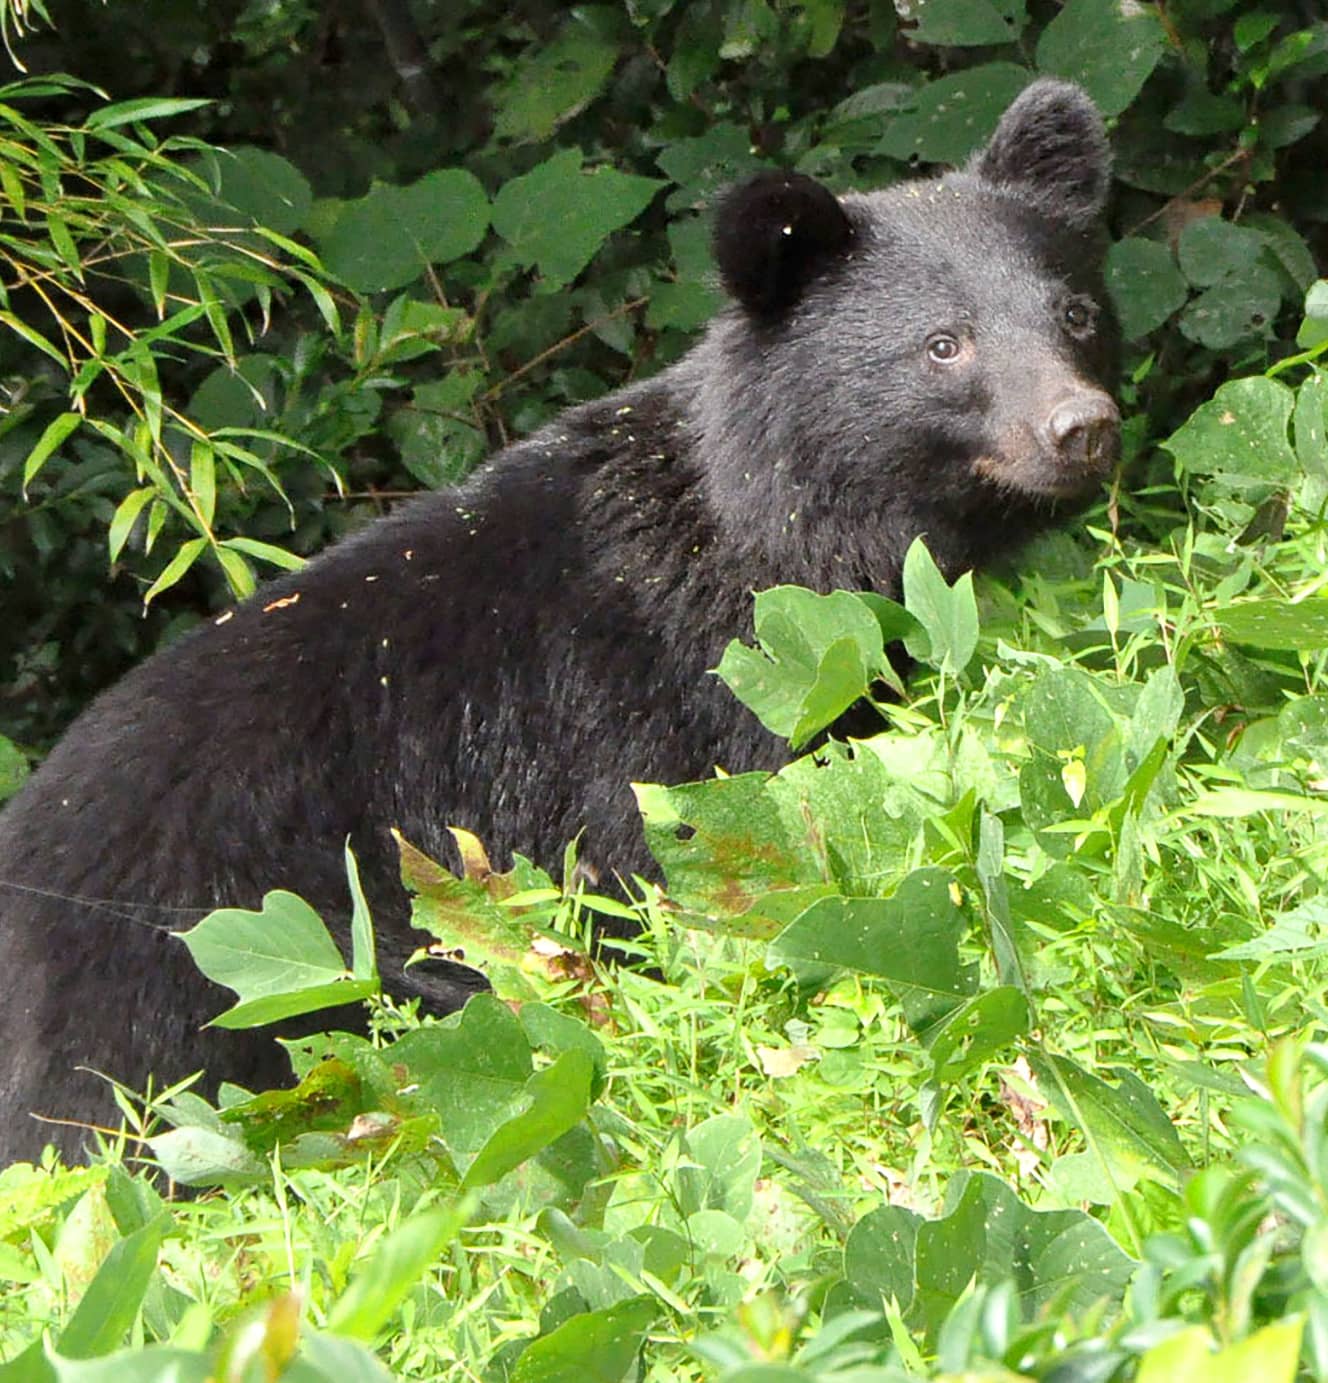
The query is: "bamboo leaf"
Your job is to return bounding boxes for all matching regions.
[21,410,80,491]
[142,536,207,605]
[108,485,155,561]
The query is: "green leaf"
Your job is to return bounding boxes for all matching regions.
[221,537,306,572]
[147,1125,267,1187]
[1106,237,1188,340]
[1297,279,1328,350]
[877,64,1030,165]
[463,1048,595,1189]
[344,843,376,983]
[0,309,66,365]
[1178,263,1283,349]
[47,1348,212,1383]
[769,869,972,1035]
[491,148,664,289]
[841,1172,1134,1340]
[56,1214,172,1359]
[494,11,618,142]
[319,169,489,294]
[1036,0,1165,116]
[635,774,831,937]
[1215,598,1328,651]
[22,410,80,491]
[1031,1052,1190,1186]
[396,833,544,1002]
[510,1297,657,1383]
[189,440,214,527]
[209,146,311,235]
[1177,217,1265,287]
[177,891,376,1029]
[715,587,903,748]
[924,987,1030,1083]
[388,996,542,1164]
[141,536,207,605]
[898,0,1024,47]
[327,1202,470,1340]
[1164,377,1298,492]
[0,734,28,804]
[84,97,212,130]
[902,537,978,676]
[1136,1318,1303,1383]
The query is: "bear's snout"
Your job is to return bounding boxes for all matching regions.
[1046,392,1120,475]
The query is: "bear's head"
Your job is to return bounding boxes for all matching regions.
[695,79,1121,594]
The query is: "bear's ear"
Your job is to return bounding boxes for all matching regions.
[973,79,1110,223]
[713,170,853,318]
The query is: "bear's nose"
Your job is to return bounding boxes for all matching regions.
[1047,393,1120,472]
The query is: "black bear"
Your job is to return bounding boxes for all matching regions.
[0,79,1119,1164]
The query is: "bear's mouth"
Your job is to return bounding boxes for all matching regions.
[972,408,1120,502]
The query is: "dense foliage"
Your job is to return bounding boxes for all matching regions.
[0,0,1327,1379]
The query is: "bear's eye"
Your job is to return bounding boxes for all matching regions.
[926,333,962,364]
[1063,298,1096,334]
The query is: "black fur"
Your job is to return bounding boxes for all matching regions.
[714,170,854,318]
[0,79,1120,1163]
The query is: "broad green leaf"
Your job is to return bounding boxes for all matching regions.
[877,64,1030,164]
[327,1202,470,1340]
[898,0,1024,47]
[924,987,1030,1083]
[209,146,311,235]
[1215,597,1328,651]
[1106,237,1188,340]
[1178,263,1282,349]
[679,1115,762,1219]
[902,537,978,676]
[319,169,489,294]
[463,1048,595,1188]
[177,890,376,1028]
[388,996,535,1163]
[667,3,723,100]
[1294,369,1327,472]
[635,774,830,936]
[1030,1052,1190,1187]
[1297,279,1328,350]
[148,1125,268,1187]
[510,1297,657,1383]
[841,1172,1134,1340]
[1036,0,1165,116]
[298,1334,397,1383]
[1137,1319,1303,1383]
[494,11,618,142]
[397,832,546,1002]
[1177,217,1266,287]
[769,869,972,1034]
[1164,377,1298,491]
[715,587,902,748]
[48,1348,211,1383]
[491,148,664,288]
